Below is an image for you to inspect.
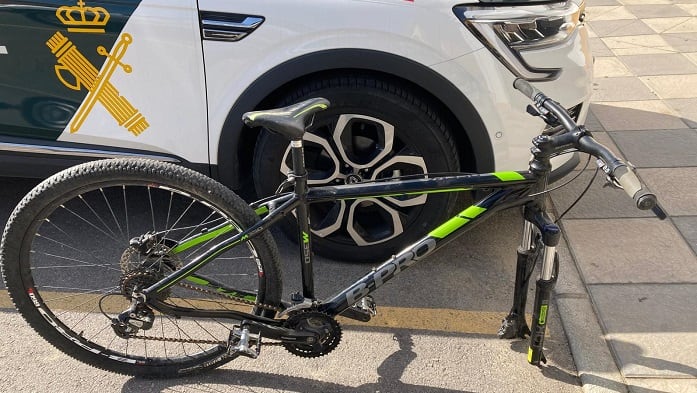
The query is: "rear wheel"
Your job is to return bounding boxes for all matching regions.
[1,159,282,377]
[254,75,460,262]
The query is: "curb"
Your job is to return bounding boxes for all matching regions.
[553,230,628,393]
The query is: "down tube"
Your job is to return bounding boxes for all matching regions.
[318,189,516,316]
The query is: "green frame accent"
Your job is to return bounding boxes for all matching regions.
[538,304,548,325]
[428,205,488,239]
[255,205,269,216]
[171,224,235,254]
[493,171,526,181]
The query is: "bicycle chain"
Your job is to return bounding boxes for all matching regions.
[176,281,282,312]
[129,281,283,346]
[132,334,286,347]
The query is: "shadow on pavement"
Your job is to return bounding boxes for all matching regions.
[121,332,474,393]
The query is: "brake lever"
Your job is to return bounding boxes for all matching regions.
[526,104,560,127]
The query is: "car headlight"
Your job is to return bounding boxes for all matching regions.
[454,1,586,82]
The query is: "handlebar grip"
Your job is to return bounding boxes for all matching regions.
[513,78,543,100]
[614,166,657,210]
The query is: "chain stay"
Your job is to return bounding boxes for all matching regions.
[177,281,282,312]
[127,281,283,345]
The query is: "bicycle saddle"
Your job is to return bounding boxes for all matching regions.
[242,97,330,140]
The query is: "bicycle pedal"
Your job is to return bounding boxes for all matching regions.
[340,296,377,322]
[228,325,261,359]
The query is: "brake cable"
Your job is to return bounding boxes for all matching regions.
[554,156,598,223]
[522,152,599,222]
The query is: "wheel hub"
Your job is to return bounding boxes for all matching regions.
[119,235,182,300]
[345,173,363,184]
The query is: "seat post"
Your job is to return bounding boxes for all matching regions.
[290,138,315,299]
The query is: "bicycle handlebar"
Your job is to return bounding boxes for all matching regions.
[513,78,664,215]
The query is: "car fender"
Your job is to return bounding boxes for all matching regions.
[214,49,495,189]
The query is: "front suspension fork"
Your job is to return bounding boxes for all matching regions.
[499,204,560,366]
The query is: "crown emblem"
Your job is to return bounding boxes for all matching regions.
[56,1,110,33]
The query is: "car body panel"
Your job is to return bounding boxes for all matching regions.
[0,0,209,163]
[0,0,592,182]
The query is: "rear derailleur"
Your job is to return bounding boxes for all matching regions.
[111,299,155,338]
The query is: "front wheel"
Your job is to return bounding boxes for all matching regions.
[253,75,461,262]
[1,159,282,377]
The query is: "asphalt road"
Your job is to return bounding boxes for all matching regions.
[0,175,582,393]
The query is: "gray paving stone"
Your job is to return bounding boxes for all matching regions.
[609,129,697,167]
[592,77,659,102]
[627,378,697,393]
[589,19,657,37]
[590,37,615,57]
[587,0,621,6]
[642,74,697,99]
[643,16,697,34]
[585,107,606,131]
[589,102,686,131]
[673,216,697,254]
[626,4,691,18]
[662,32,697,52]
[602,34,674,56]
[619,53,697,75]
[665,98,697,128]
[589,284,697,378]
[595,56,634,77]
[640,167,697,216]
[563,218,697,283]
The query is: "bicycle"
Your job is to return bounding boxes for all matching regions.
[0,79,666,377]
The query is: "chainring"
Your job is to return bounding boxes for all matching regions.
[283,311,342,358]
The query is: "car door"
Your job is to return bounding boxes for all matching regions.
[0,0,209,169]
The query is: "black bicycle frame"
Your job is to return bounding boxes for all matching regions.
[141,169,541,322]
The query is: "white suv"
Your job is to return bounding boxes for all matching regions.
[0,0,591,261]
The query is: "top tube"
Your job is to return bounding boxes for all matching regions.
[305,171,536,203]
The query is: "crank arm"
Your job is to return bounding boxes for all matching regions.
[245,320,319,346]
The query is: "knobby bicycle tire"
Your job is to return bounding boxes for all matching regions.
[1,158,282,377]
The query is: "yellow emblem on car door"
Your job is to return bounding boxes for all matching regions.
[46,1,149,136]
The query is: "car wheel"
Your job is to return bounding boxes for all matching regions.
[253,74,460,262]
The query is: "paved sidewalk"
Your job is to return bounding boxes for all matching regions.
[551,0,697,391]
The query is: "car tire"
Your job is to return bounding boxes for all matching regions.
[253,74,461,262]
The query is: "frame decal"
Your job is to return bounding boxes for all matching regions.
[429,205,487,239]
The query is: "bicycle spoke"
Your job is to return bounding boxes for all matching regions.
[30,252,120,272]
[40,221,117,268]
[35,232,113,266]
[100,188,126,240]
[59,204,120,243]
[123,185,130,240]
[147,186,156,233]
[79,194,119,239]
